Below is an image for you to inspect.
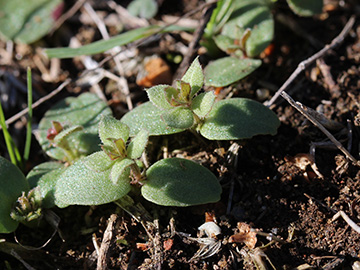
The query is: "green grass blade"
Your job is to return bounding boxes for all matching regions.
[44,26,161,59]
[44,25,193,59]
[23,67,33,162]
[0,101,17,165]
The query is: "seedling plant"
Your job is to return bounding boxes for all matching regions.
[0,58,279,234]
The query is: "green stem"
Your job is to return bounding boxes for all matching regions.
[23,67,33,162]
[0,100,19,166]
[130,162,144,183]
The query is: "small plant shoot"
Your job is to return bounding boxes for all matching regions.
[36,93,112,163]
[122,57,280,140]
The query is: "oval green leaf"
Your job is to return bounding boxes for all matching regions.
[142,158,222,207]
[162,107,194,129]
[204,57,261,87]
[191,91,215,118]
[147,85,174,110]
[181,57,204,97]
[0,0,63,44]
[110,158,135,184]
[200,98,280,140]
[287,0,323,17]
[127,129,149,159]
[36,93,112,161]
[98,115,129,146]
[54,152,131,208]
[0,156,29,233]
[121,102,185,136]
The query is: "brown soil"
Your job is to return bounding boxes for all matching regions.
[1,0,360,269]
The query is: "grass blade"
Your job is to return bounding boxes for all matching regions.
[23,67,33,162]
[44,26,160,59]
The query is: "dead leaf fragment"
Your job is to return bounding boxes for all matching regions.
[229,222,257,249]
[137,57,172,87]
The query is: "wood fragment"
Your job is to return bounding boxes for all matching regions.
[96,214,119,270]
[173,2,217,81]
[316,58,341,98]
[332,210,360,234]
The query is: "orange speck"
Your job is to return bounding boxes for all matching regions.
[137,57,172,87]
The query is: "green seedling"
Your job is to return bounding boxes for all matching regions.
[34,115,221,208]
[35,92,112,163]
[203,0,323,87]
[121,57,280,140]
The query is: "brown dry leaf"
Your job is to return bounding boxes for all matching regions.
[292,153,324,179]
[229,222,257,249]
[137,57,172,87]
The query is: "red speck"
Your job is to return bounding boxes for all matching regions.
[46,127,58,140]
[163,238,173,251]
[52,2,64,21]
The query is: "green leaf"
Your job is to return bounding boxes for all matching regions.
[221,0,274,57]
[200,98,280,140]
[36,93,112,161]
[127,129,149,159]
[26,162,66,208]
[287,0,323,16]
[191,91,216,118]
[162,107,194,129]
[54,152,131,207]
[45,26,160,58]
[98,115,129,147]
[204,57,261,87]
[147,85,175,110]
[110,158,135,184]
[0,156,29,233]
[0,0,63,44]
[142,158,222,206]
[83,151,115,172]
[53,125,83,149]
[121,102,185,136]
[213,34,242,54]
[181,57,204,97]
[127,0,158,19]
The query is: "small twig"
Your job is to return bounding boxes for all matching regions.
[1,79,71,130]
[266,15,355,107]
[304,193,337,214]
[173,2,217,80]
[332,210,360,234]
[96,214,119,270]
[49,0,87,35]
[316,58,341,98]
[280,91,359,165]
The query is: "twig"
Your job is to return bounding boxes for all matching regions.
[316,58,341,98]
[332,210,360,234]
[280,91,359,165]
[1,79,71,130]
[173,2,217,80]
[96,214,119,270]
[265,15,355,107]
[49,0,87,35]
